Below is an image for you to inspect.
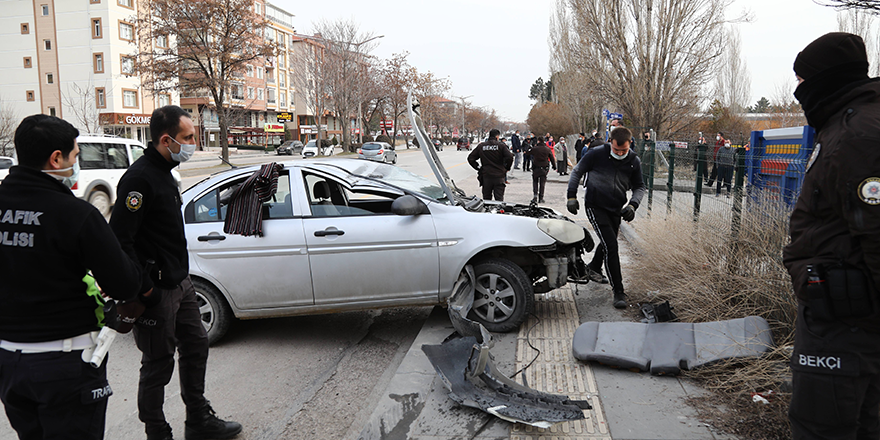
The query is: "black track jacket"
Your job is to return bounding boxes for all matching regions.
[567,144,646,213]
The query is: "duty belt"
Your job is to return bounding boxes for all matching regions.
[0,331,98,354]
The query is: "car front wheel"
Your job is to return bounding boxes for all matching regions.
[468,258,533,332]
[88,189,112,218]
[192,279,233,345]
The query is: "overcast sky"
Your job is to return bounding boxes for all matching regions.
[275,0,849,122]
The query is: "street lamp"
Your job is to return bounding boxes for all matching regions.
[355,34,384,144]
[456,95,473,139]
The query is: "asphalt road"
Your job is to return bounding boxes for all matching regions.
[0,144,483,440]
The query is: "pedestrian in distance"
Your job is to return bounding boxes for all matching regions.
[566,126,646,309]
[555,137,569,176]
[522,133,534,172]
[705,132,725,188]
[529,136,556,204]
[784,32,880,440]
[468,128,513,201]
[0,115,143,440]
[511,130,522,170]
[715,141,735,197]
[109,106,242,440]
[574,133,586,164]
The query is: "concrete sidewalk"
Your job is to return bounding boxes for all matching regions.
[357,166,736,440]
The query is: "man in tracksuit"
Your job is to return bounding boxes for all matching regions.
[0,115,142,439]
[784,32,880,439]
[566,126,645,309]
[468,128,513,201]
[110,106,241,440]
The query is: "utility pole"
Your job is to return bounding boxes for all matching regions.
[456,94,472,139]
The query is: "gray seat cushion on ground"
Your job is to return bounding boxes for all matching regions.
[571,316,774,375]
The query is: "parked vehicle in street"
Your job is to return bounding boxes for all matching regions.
[432,139,443,151]
[358,142,397,164]
[276,140,303,156]
[456,137,470,151]
[180,97,593,344]
[0,156,15,182]
[302,139,334,158]
[74,134,181,217]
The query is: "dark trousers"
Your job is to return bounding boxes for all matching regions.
[134,277,209,431]
[585,207,624,294]
[716,165,733,195]
[532,166,549,200]
[0,349,110,440]
[706,162,719,187]
[481,176,506,201]
[790,302,880,439]
[523,155,532,171]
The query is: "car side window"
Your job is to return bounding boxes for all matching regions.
[303,173,348,217]
[188,173,293,223]
[107,143,129,169]
[344,188,397,216]
[78,143,106,170]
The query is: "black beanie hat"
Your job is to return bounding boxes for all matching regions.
[794,32,868,80]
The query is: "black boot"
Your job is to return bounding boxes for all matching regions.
[613,291,627,309]
[185,402,242,440]
[146,423,174,440]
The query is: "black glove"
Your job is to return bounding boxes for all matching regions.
[567,198,579,215]
[621,204,636,222]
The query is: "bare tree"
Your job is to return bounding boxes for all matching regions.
[0,96,18,157]
[770,80,807,128]
[413,73,451,138]
[61,82,108,134]
[379,52,418,146]
[819,0,880,13]
[133,0,275,161]
[837,9,880,76]
[291,34,330,148]
[714,26,752,113]
[555,0,743,135]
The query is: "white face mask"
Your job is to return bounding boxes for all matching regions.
[716,135,721,141]
[43,161,80,189]
[169,137,196,163]
[610,151,628,160]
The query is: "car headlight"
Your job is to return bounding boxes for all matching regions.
[537,219,585,244]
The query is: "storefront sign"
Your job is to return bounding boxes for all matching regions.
[264,123,285,133]
[99,113,152,126]
[277,112,293,121]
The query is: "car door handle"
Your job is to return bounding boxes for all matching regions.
[198,235,226,242]
[314,229,345,237]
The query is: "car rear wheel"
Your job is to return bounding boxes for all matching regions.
[88,189,112,218]
[468,259,533,332]
[192,279,232,345]
[392,155,397,164]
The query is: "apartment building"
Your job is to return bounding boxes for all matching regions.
[1,0,175,143]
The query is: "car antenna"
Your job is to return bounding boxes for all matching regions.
[218,156,237,169]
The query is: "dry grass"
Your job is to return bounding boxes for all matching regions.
[627,197,797,439]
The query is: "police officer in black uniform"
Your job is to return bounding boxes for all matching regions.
[0,115,142,439]
[784,33,880,440]
[109,106,241,440]
[468,128,513,201]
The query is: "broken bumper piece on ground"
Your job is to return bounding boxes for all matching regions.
[425,265,589,429]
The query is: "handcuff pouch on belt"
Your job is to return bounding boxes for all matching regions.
[807,263,873,320]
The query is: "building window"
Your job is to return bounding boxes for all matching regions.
[90,0,100,3]
[254,2,260,14]
[122,89,138,108]
[119,21,134,41]
[92,18,102,38]
[23,57,32,68]
[48,107,56,116]
[21,23,29,34]
[267,88,275,104]
[247,86,254,100]
[246,65,254,77]
[279,73,285,88]
[121,55,135,75]
[257,67,263,79]
[26,91,35,102]
[95,87,106,108]
[257,88,263,101]
[46,73,54,84]
[44,39,51,50]
[92,53,104,73]
[117,0,133,9]
[158,93,170,107]
[156,34,168,48]
[41,4,49,15]
[280,91,286,108]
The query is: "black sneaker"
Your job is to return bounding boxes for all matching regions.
[146,423,174,440]
[185,402,242,440]
[613,292,627,309]
[587,268,608,284]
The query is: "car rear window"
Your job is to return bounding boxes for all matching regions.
[0,158,13,169]
[362,143,383,151]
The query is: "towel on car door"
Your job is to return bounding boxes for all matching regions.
[223,162,282,237]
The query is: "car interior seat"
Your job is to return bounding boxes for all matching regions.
[311,181,340,217]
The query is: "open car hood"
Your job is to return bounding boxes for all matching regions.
[407,91,465,206]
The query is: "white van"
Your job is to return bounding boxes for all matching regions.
[75,134,181,217]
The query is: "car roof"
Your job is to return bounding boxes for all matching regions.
[77,133,142,145]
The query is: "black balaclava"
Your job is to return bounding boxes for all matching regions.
[793,32,870,130]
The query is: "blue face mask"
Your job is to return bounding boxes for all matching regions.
[169,137,196,163]
[43,161,80,188]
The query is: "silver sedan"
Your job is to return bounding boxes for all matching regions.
[357,142,397,164]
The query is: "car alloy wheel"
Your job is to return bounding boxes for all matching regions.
[192,279,232,345]
[469,258,533,332]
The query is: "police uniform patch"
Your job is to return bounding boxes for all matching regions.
[125,191,144,212]
[858,178,880,205]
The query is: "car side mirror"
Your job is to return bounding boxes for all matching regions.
[391,195,429,216]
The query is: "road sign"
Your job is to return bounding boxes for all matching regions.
[609,112,623,120]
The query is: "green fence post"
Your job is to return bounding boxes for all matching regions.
[645,141,656,212]
[731,147,747,238]
[694,144,706,222]
[667,143,675,215]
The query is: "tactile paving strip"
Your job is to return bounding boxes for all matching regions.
[510,287,611,440]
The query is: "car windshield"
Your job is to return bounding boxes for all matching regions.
[362,143,383,151]
[304,140,316,149]
[330,160,448,202]
[0,158,13,169]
